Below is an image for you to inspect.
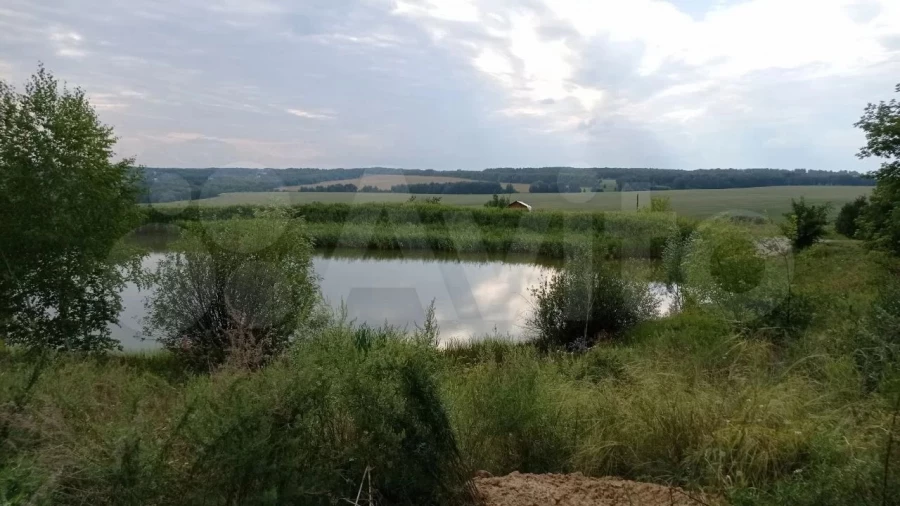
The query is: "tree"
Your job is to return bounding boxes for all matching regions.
[144,214,320,369]
[835,195,868,238]
[484,194,511,208]
[780,198,830,250]
[0,65,142,351]
[855,83,900,255]
[639,196,672,213]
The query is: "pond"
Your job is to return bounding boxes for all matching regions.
[111,250,676,350]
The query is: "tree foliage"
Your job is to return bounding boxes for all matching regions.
[483,194,511,208]
[0,65,142,351]
[144,213,320,369]
[527,257,657,351]
[835,196,868,238]
[855,83,900,255]
[392,181,509,194]
[781,198,830,251]
[297,183,358,192]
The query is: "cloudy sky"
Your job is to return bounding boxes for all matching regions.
[1,0,898,170]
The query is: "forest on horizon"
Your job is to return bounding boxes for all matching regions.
[139,166,874,203]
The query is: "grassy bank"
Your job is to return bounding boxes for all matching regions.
[152,186,871,218]
[142,202,699,260]
[2,241,899,505]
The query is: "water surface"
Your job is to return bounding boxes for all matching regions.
[112,251,673,350]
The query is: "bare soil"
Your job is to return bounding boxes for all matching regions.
[474,472,719,506]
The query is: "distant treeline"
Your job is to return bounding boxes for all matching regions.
[382,181,513,194]
[137,166,872,202]
[297,183,360,192]
[528,181,585,193]
[485,167,875,192]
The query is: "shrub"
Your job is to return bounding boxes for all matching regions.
[143,213,320,370]
[853,277,900,392]
[745,288,817,341]
[484,194,511,208]
[780,198,830,250]
[681,222,803,335]
[527,257,657,350]
[646,196,672,213]
[834,196,868,238]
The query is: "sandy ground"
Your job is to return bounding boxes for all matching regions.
[474,472,718,506]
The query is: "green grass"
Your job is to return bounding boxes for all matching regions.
[3,240,900,505]
[155,186,871,219]
[146,202,696,260]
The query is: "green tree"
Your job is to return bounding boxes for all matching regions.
[484,194,511,208]
[781,198,830,250]
[855,83,900,255]
[639,196,672,213]
[144,213,321,369]
[835,195,868,238]
[0,65,142,351]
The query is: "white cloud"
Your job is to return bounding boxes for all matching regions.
[286,108,333,120]
[87,93,128,110]
[661,107,705,123]
[473,48,514,85]
[394,0,900,154]
[50,30,82,42]
[394,0,480,23]
[570,86,605,111]
[57,47,87,58]
[49,27,87,58]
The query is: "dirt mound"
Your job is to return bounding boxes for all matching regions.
[474,471,717,506]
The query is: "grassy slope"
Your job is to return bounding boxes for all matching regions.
[159,186,871,219]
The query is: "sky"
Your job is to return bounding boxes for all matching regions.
[1,0,898,171]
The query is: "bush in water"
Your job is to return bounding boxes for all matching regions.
[527,256,657,350]
[143,212,321,370]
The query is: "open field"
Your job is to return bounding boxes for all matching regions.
[159,185,871,219]
[278,174,477,190]
[277,174,532,193]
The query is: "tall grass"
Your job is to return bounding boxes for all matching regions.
[142,202,696,260]
[0,328,477,505]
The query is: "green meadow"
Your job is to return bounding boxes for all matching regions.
[156,185,871,219]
